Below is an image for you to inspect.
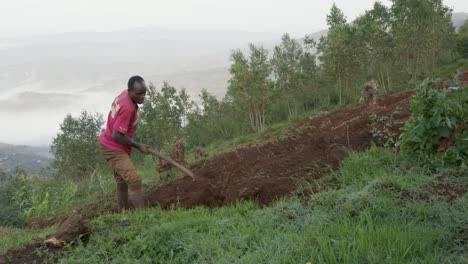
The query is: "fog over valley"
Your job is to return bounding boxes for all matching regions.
[0,27,281,145]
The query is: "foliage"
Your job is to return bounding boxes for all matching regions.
[317,4,350,105]
[137,82,195,152]
[50,111,105,179]
[0,172,27,227]
[183,89,246,149]
[370,110,401,148]
[0,167,78,226]
[398,73,467,170]
[353,2,394,92]
[228,44,272,132]
[390,0,455,76]
[456,20,468,58]
[11,176,78,221]
[86,168,115,195]
[271,33,317,120]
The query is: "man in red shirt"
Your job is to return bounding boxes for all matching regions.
[99,75,150,211]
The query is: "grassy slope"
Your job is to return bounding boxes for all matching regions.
[56,147,467,264]
[0,226,56,254]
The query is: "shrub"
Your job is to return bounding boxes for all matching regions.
[50,111,105,179]
[398,73,467,170]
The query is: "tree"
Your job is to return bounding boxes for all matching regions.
[391,0,455,76]
[228,44,272,132]
[184,90,244,148]
[317,4,349,104]
[272,33,317,119]
[354,2,394,91]
[50,111,104,179]
[137,82,196,152]
[456,20,468,58]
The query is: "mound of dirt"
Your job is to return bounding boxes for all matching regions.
[145,70,468,210]
[145,90,415,209]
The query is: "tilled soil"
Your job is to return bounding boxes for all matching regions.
[144,90,415,208]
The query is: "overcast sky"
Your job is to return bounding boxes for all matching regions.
[2,0,467,38]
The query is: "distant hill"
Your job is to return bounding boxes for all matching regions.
[0,143,52,174]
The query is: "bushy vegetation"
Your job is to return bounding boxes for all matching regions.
[57,147,467,264]
[0,168,115,228]
[399,72,467,170]
[50,111,105,179]
[456,20,468,58]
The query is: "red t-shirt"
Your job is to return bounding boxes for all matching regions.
[99,90,139,154]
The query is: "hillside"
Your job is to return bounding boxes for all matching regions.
[0,143,51,173]
[0,4,467,262]
[1,72,466,263]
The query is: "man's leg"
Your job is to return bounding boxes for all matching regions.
[112,155,145,210]
[100,144,144,211]
[116,182,130,211]
[128,181,145,209]
[100,145,130,212]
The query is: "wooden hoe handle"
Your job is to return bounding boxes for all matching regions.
[148,149,196,179]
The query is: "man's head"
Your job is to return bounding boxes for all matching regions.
[127,75,147,104]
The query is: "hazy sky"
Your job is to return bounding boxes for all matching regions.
[3,0,467,38]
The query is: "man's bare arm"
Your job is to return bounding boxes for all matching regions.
[112,129,149,154]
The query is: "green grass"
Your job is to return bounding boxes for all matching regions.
[56,147,467,264]
[0,225,56,255]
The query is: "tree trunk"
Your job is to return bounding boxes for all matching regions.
[386,70,392,91]
[379,71,386,93]
[337,66,343,105]
[248,109,255,132]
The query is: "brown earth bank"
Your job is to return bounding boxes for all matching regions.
[144,90,415,209]
[3,69,467,264]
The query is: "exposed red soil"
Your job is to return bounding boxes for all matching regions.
[144,90,415,209]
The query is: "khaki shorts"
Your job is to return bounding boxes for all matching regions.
[99,144,142,195]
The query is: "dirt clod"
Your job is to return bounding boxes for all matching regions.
[157,138,186,173]
[43,216,91,248]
